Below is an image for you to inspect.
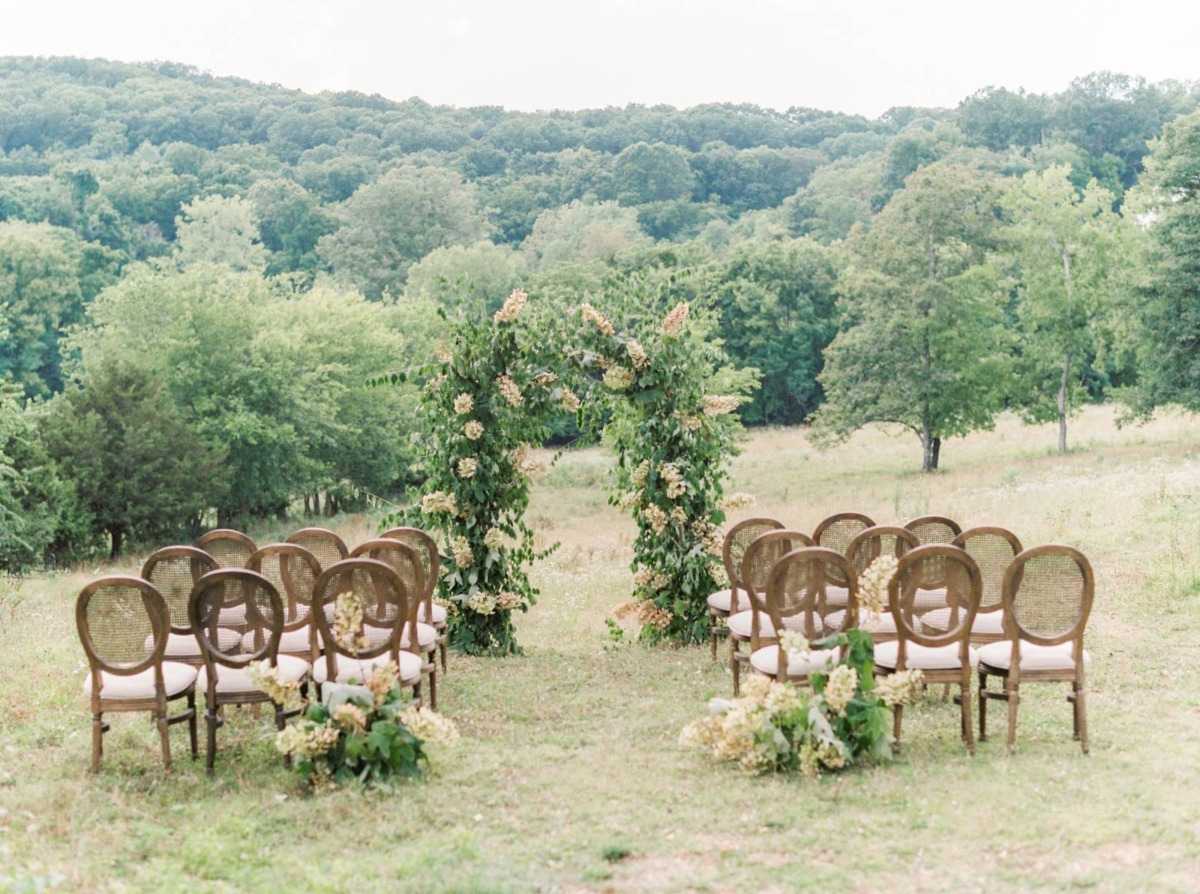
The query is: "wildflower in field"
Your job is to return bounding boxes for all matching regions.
[779,630,810,656]
[659,462,686,498]
[366,662,400,706]
[421,491,458,516]
[248,660,303,711]
[580,302,615,336]
[467,591,497,615]
[457,457,478,479]
[497,374,524,407]
[632,567,655,588]
[629,460,651,487]
[661,302,690,334]
[669,506,687,525]
[276,722,340,759]
[450,536,474,568]
[464,420,484,440]
[703,395,741,417]
[493,288,528,324]
[333,703,368,733]
[453,392,474,415]
[625,338,650,370]
[561,388,581,412]
[874,669,925,707]
[534,371,558,386]
[643,504,668,534]
[824,664,858,716]
[496,591,522,611]
[603,366,635,390]
[484,527,504,550]
[818,740,847,770]
[720,492,756,512]
[675,413,702,431]
[617,491,641,511]
[398,706,460,747]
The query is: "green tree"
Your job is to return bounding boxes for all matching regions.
[248,178,336,278]
[404,241,526,315]
[42,360,225,557]
[174,195,269,272]
[522,200,650,271]
[811,163,1010,470]
[318,165,488,299]
[613,142,695,205]
[1003,166,1122,451]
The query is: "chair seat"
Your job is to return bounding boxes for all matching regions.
[825,585,850,607]
[727,609,810,640]
[197,654,309,695]
[749,645,838,678]
[706,588,733,613]
[240,627,319,655]
[146,629,241,659]
[401,622,438,651]
[977,641,1091,672]
[914,587,948,612]
[921,608,1004,636]
[83,661,197,700]
[312,651,423,686]
[417,602,448,625]
[874,640,978,670]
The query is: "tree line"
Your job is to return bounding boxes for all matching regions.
[1,58,1199,567]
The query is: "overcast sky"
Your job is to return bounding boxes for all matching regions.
[2,0,1197,116]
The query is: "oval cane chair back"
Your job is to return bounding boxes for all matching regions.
[247,543,322,636]
[311,559,417,682]
[1002,545,1094,648]
[196,529,257,568]
[189,569,284,668]
[845,525,920,579]
[763,547,859,641]
[349,539,427,622]
[903,515,963,546]
[888,544,981,650]
[379,527,439,605]
[141,546,219,634]
[953,527,1022,620]
[286,527,349,573]
[77,576,169,680]
[722,518,785,613]
[740,530,814,606]
[813,512,876,589]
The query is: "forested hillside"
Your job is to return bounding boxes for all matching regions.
[3,56,1200,564]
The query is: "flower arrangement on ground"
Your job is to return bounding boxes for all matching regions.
[680,630,923,776]
[253,661,459,788]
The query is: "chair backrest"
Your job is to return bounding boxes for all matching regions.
[77,576,169,680]
[349,539,427,615]
[763,546,859,641]
[189,568,284,668]
[845,525,921,578]
[722,518,785,602]
[141,546,219,633]
[311,559,417,680]
[739,530,813,608]
[903,515,963,545]
[379,527,439,606]
[953,527,1022,616]
[286,527,349,573]
[246,543,322,633]
[813,512,876,555]
[196,529,257,568]
[1002,545,1094,648]
[888,544,981,651]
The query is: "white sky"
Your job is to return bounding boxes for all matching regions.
[2,0,1197,117]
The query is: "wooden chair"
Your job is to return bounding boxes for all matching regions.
[380,526,447,673]
[903,515,963,545]
[77,576,198,772]
[141,546,224,664]
[196,529,257,568]
[813,512,876,556]
[845,526,920,642]
[920,527,1023,643]
[727,530,813,694]
[749,547,859,684]
[350,538,439,708]
[874,544,982,754]
[246,543,323,660]
[707,518,784,661]
[286,527,349,574]
[977,545,1094,754]
[189,568,310,775]
[309,558,425,705]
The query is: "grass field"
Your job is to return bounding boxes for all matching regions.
[3,405,1200,892]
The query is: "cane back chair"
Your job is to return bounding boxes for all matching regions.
[707,518,785,661]
[196,529,257,568]
[977,545,1094,754]
[875,544,982,754]
[919,527,1022,643]
[380,526,447,673]
[77,576,198,772]
[845,526,921,642]
[286,527,349,574]
[749,547,859,684]
[246,543,323,660]
[140,546,224,664]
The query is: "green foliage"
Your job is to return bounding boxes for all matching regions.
[174,194,268,272]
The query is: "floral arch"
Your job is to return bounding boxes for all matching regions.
[382,277,756,655]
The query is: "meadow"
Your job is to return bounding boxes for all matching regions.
[2,405,1200,892]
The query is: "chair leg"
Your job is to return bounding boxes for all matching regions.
[188,694,199,760]
[1076,683,1089,755]
[439,640,448,674]
[892,704,904,755]
[428,665,438,710]
[730,640,741,696]
[709,614,717,662]
[91,713,104,773]
[961,686,975,756]
[977,671,988,741]
[1005,682,1020,753]
[157,711,172,772]
[412,682,422,708]
[274,703,292,769]
[205,710,219,776]
[1071,684,1080,740]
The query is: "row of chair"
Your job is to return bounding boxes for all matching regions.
[77,526,448,773]
[707,513,1094,753]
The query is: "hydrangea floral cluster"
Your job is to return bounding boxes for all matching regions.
[681,630,923,776]
[268,661,458,789]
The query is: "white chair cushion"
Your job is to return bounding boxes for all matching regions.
[706,588,733,612]
[914,587,948,612]
[145,629,242,659]
[196,654,309,695]
[312,651,423,686]
[749,646,838,678]
[240,627,319,655]
[727,609,811,640]
[874,640,978,670]
[825,585,850,607]
[400,622,438,651]
[977,641,1090,672]
[859,610,897,634]
[417,602,448,625]
[921,608,1004,636]
[83,661,197,700]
